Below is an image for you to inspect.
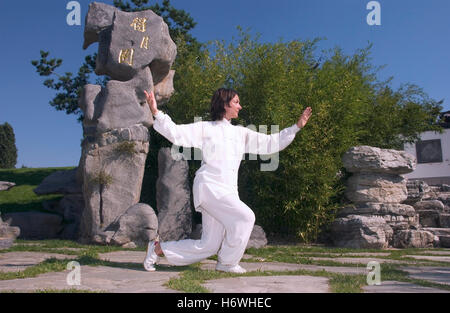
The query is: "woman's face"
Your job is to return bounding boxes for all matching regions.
[224,95,242,120]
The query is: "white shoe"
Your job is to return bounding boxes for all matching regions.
[143,241,160,272]
[215,263,247,274]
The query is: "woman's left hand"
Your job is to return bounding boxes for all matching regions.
[297,107,312,129]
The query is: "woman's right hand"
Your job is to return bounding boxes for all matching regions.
[144,90,158,116]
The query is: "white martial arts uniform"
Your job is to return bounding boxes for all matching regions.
[152,111,301,266]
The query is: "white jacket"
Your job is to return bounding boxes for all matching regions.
[153,111,301,211]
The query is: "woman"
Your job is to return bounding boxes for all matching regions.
[143,88,312,273]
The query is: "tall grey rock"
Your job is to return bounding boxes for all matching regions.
[78,125,150,243]
[78,3,177,244]
[156,148,192,241]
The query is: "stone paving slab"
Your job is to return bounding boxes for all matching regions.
[404,255,450,262]
[0,252,77,272]
[400,267,450,285]
[363,281,450,293]
[203,275,330,293]
[421,250,450,255]
[200,259,368,275]
[297,252,391,257]
[0,265,181,293]
[305,257,413,265]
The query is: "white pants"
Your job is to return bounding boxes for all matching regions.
[160,188,256,267]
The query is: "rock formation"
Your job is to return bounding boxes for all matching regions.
[77,2,176,244]
[330,146,434,248]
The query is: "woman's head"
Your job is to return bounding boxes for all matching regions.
[210,88,241,121]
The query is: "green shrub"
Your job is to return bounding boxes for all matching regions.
[140,30,442,241]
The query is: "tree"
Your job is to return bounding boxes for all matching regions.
[31,0,199,122]
[0,122,18,169]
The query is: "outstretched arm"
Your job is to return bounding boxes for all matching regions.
[244,106,312,155]
[145,90,204,149]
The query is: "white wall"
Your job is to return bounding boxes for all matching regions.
[403,129,450,182]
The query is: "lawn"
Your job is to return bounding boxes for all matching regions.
[0,167,75,215]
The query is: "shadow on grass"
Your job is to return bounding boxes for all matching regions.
[0,167,75,186]
[0,198,63,215]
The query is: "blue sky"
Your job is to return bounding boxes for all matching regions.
[1,0,449,168]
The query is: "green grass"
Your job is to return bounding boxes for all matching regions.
[0,257,70,281]
[0,167,75,215]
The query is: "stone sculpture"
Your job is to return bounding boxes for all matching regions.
[77,2,176,244]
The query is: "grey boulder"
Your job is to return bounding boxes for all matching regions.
[0,181,15,191]
[345,172,408,203]
[413,200,445,212]
[247,225,268,249]
[338,203,416,217]
[342,146,416,174]
[392,230,435,248]
[3,212,63,239]
[330,215,393,249]
[79,68,154,135]
[33,168,81,195]
[110,203,158,247]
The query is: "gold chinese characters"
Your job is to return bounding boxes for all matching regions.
[130,17,147,32]
[140,36,149,49]
[118,48,134,66]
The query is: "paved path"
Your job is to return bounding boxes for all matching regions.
[0,252,77,272]
[0,265,181,293]
[203,276,330,293]
[363,281,449,293]
[305,257,416,265]
[400,266,450,286]
[0,249,449,293]
[404,255,450,263]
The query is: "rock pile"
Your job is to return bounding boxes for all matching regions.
[330,146,434,249]
[405,181,450,247]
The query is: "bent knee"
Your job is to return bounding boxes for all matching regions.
[242,208,255,225]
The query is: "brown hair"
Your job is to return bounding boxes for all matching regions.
[210,88,239,121]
